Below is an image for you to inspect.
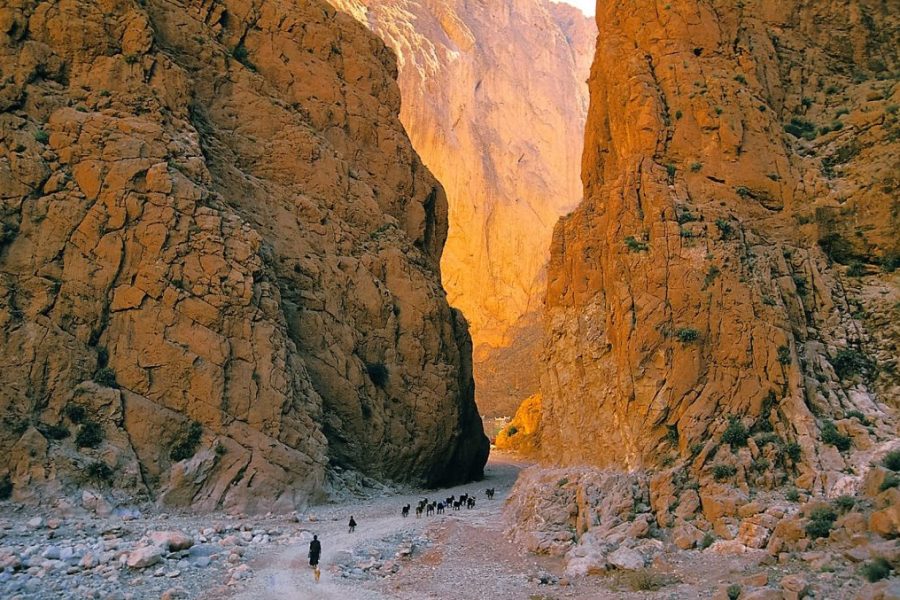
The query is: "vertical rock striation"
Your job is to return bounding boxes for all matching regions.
[0,0,487,512]
[330,0,597,417]
[540,0,898,494]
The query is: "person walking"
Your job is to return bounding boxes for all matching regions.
[348,516,357,533]
[308,534,321,582]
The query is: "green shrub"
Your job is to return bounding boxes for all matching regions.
[675,110,683,120]
[41,423,70,440]
[94,367,117,388]
[777,345,791,365]
[734,74,747,84]
[124,53,140,64]
[785,488,800,502]
[690,442,705,456]
[861,557,893,583]
[882,450,900,472]
[821,420,851,452]
[784,117,816,140]
[557,477,569,487]
[170,421,203,462]
[675,328,700,343]
[690,162,702,172]
[713,464,737,482]
[833,495,855,513]
[75,421,103,448]
[666,163,677,179]
[64,405,86,423]
[700,532,715,549]
[880,473,900,492]
[831,349,871,380]
[845,410,870,426]
[847,261,866,277]
[736,186,751,198]
[506,425,519,437]
[715,219,734,239]
[625,236,649,253]
[665,426,679,445]
[703,266,720,289]
[33,129,50,144]
[365,362,389,388]
[0,475,11,500]
[755,432,781,447]
[86,462,113,482]
[727,584,742,600]
[752,458,770,472]
[784,442,802,462]
[805,506,837,539]
[722,417,749,449]
[214,443,227,456]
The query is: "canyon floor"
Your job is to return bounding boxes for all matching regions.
[0,453,878,599]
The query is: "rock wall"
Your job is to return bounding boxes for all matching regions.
[329,0,596,417]
[0,0,487,513]
[539,0,899,494]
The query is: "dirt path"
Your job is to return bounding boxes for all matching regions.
[222,453,534,600]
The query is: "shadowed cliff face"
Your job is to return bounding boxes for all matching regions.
[330,0,596,418]
[0,0,487,512]
[540,0,898,495]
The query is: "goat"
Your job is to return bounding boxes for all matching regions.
[401,504,410,518]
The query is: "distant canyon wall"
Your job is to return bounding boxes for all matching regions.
[330,0,596,417]
[539,0,899,493]
[0,0,487,512]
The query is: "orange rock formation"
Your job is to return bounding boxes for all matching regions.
[0,0,487,512]
[330,0,596,417]
[539,0,899,496]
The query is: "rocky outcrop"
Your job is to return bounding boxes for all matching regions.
[0,0,487,513]
[329,0,596,417]
[494,392,541,456]
[539,0,898,493]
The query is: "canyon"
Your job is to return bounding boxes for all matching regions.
[0,0,898,598]
[0,0,487,515]
[331,0,596,417]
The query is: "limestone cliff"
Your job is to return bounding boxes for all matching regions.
[540,0,899,497]
[0,0,487,513]
[329,0,596,417]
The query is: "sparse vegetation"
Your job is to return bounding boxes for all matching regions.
[624,236,649,253]
[882,449,900,472]
[784,117,817,140]
[675,328,700,344]
[214,442,227,456]
[821,420,851,452]
[785,488,800,502]
[722,417,749,449]
[703,266,720,289]
[734,74,747,85]
[735,186,751,198]
[805,506,837,539]
[94,367,117,388]
[784,442,802,462]
[861,558,893,583]
[365,362,389,388]
[727,584,742,600]
[845,410,870,426]
[690,162,702,172]
[41,423,70,440]
[124,53,140,65]
[833,495,855,513]
[64,404,86,423]
[170,421,203,462]
[831,349,870,380]
[666,163,677,180]
[506,425,519,437]
[86,461,113,482]
[880,473,900,492]
[665,426,679,445]
[700,532,715,549]
[0,476,11,500]
[713,464,737,481]
[715,219,734,239]
[620,568,673,592]
[75,421,104,449]
[777,345,791,365]
[33,129,50,144]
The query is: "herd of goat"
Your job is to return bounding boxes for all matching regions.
[400,488,496,519]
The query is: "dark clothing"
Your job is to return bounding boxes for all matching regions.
[308,539,321,566]
[348,518,357,532]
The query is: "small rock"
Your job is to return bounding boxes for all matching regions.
[607,547,645,571]
[27,517,44,529]
[126,546,163,569]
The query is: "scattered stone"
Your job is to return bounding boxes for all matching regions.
[126,546,164,569]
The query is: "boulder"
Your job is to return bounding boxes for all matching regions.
[148,531,194,552]
[126,546,164,569]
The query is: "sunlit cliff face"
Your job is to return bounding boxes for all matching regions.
[330,0,596,416]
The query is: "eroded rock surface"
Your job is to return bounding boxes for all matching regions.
[539,0,899,491]
[329,0,596,417]
[0,0,487,513]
